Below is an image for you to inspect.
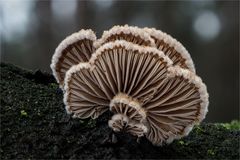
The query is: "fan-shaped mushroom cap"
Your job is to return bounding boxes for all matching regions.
[64,62,109,119]
[51,29,96,87]
[144,27,196,73]
[144,66,208,145]
[90,40,172,104]
[94,25,156,48]
[108,114,148,137]
[110,93,146,122]
[64,39,208,145]
[52,26,209,146]
[64,40,173,119]
[126,121,148,137]
[108,114,129,132]
[64,40,171,118]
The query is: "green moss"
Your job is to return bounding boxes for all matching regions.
[20,110,28,117]
[218,120,240,130]
[178,140,185,145]
[207,149,215,156]
[193,124,205,134]
[177,140,189,146]
[77,118,96,128]
[49,83,58,89]
[86,119,96,128]
[78,120,85,124]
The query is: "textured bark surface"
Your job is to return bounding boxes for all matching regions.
[0,63,239,159]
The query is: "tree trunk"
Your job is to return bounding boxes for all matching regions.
[0,63,239,159]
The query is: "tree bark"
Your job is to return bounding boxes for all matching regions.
[0,63,239,159]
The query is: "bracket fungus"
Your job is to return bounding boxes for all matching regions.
[51,25,209,146]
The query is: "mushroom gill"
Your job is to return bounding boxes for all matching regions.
[51,29,96,87]
[64,40,172,120]
[144,66,208,145]
[110,93,146,122]
[95,25,195,72]
[51,25,209,146]
[64,62,109,119]
[144,27,196,72]
[108,114,148,137]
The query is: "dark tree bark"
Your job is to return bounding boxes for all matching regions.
[0,63,239,159]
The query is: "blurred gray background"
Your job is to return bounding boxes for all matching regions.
[0,0,239,122]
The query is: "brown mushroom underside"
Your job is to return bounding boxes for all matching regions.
[51,25,208,146]
[65,44,169,119]
[152,37,189,69]
[145,76,202,145]
[96,26,193,72]
[55,39,95,86]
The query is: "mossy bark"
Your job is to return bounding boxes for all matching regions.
[0,63,239,159]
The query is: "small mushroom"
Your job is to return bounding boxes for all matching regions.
[51,29,96,87]
[110,93,146,122]
[108,93,148,138]
[125,121,148,137]
[51,25,209,146]
[108,114,148,137]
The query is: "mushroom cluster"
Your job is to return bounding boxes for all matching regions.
[50,25,209,146]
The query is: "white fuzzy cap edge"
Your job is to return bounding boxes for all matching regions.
[165,66,209,142]
[144,27,196,73]
[50,29,96,85]
[94,25,156,48]
[63,62,92,114]
[90,40,173,67]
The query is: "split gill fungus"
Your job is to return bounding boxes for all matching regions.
[50,25,209,146]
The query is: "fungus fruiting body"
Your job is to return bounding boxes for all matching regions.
[50,29,96,88]
[51,25,209,146]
